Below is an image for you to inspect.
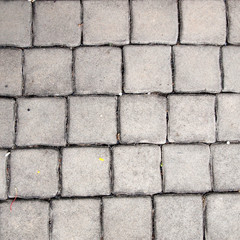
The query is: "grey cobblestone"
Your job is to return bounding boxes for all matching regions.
[228,0,240,44]
[124,46,172,93]
[52,199,101,240]
[0,150,7,200]
[0,49,22,96]
[154,195,203,240]
[9,149,59,198]
[103,197,152,240]
[0,99,15,148]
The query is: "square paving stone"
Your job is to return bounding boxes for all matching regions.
[174,46,221,93]
[124,46,172,93]
[16,98,66,146]
[0,99,15,148]
[9,149,59,198]
[103,197,152,240]
[211,144,240,191]
[154,195,203,240]
[206,194,240,240]
[52,199,101,240]
[217,94,240,141]
[34,1,81,46]
[132,0,178,44]
[168,95,216,143]
[62,147,110,196]
[69,96,117,144]
[0,201,49,240]
[24,48,72,96]
[181,0,226,44]
[162,144,211,193]
[120,95,166,144]
[222,46,240,92]
[113,145,162,194]
[0,150,7,200]
[75,47,122,94]
[228,0,240,44]
[0,49,22,96]
[83,1,129,45]
[0,2,31,47]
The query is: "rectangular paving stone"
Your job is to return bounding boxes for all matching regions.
[75,47,122,94]
[103,197,152,240]
[124,46,172,93]
[131,0,178,44]
[52,199,101,240]
[120,95,166,144]
[154,195,203,240]
[222,46,240,92]
[34,1,81,46]
[62,147,110,196]
[16,98,66,146]
[206,194,240,240]
[68,96,117,144]
[0,201,49,240]
[211,144,240,191]
[0,2,31,47]
[83,1,129,45]
[9,149,59,198]
[228,0,240,44]
[168,95,216,143]
[0,150,7,200]
[24,48,72,96]
[0,49,22,96]
[113,145,162,194]
[0,99,15,148]
[217,94,240,141]
[174,46,221,93]
[181,0,226,44]
[162,144,211,193]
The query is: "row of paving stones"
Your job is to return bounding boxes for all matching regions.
[0,194,239,239]
[1,144,240,200]
[1,0,240,47]
[1,94,240,147]
[2,45,240,96]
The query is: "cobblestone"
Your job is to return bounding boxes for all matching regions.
[0,150,7,200]
[228,0,240,44]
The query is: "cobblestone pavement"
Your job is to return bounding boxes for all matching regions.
[0,0,240,239]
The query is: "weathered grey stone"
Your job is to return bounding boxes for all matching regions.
[206,194,240,240]
[0,201,49,240]
[9,149,59,198]
[211,144,240,191]
[174,46,221,93]
[163,144,211,193]
[228,0,240,44]
[0,99,15,148]
[181,0,226,44]
[113,145,162,194]
[75,47,122,94]
[62,147,110,196]
[24,48,72,96]
[83,1,129,45]
[132,0,178,44]
[103,197,152,240]
[120,95,166,144]
[0,150,7,200]
[222,46,240,92]
[69,96,117,144]
[0,2,31,47]
[0,49,22,96]
[217,94,240,141]
[154,195,203,240]
[52,199,101,240]
[34,1,81,46]
[16,98,66,146]
[168,95,215,143]
[124,46,172,93]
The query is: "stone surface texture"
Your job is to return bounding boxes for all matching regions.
[0,150,7,200]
